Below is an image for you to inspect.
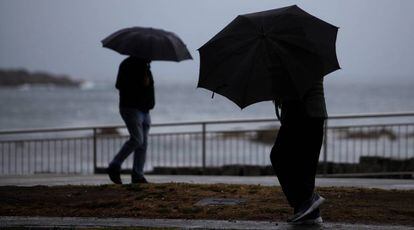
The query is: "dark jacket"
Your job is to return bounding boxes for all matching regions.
[302,78,327,118]
[115,57,155,112]
[273,69,327,119]
[277,79,327,120]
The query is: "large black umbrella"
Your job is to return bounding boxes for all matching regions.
[102,27,192,62]
[198,5,340,109]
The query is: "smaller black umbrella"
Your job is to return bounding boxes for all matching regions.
[102,27,192,62]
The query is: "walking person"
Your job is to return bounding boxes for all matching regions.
[107,56,154,184]
[270,69,327,224]
[101,26,192,184]
[196,5,339,225]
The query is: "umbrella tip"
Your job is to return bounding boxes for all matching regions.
[288,4,301,10]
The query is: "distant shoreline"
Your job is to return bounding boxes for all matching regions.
[0,69,82,88]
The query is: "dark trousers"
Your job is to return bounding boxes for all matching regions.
[270,102,325,209]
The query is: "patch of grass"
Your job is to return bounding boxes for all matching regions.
[153,184,168,190]
[0,184,413,226]
[124,184,147,192]
[156,207,171,215]
[180,206,202,214]
[134,194,146,200]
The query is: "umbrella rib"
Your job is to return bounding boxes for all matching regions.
[270,34,339,65]
[165,32,192,61]
[266,39,304,95]
[202,15,260,49]
[239,42,261,107]
[161,35,179,62]
[202,32,257,50]
[200,37,259,81]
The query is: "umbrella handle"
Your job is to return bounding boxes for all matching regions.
[276,106,281,121]
[273,100,281,121]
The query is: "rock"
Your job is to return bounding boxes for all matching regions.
[0,68,82,87]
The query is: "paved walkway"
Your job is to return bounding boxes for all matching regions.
[1,216,412,230]
[0,174,413,190]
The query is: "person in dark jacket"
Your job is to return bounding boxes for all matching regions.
[270,69,327,225]
[107,56,155,184]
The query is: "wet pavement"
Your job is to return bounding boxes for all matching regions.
[0,174,413,190]
[1,216,413,230]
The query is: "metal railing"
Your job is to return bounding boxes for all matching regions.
[0,112,413,176]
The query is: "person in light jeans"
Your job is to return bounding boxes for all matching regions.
[107,56,154,184]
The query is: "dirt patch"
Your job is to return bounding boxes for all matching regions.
[1,183,413,226]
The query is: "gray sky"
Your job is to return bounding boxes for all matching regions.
[1,0,414,84]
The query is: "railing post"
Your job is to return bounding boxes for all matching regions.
[202,123,206,171]
[323,119,328,176]
[93,128,97,174]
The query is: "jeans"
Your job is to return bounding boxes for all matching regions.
[270,101,325,209]
[110,108,151,179]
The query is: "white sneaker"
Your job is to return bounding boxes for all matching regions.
[291,216,323,225]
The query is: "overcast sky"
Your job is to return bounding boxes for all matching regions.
[1,0,414,84]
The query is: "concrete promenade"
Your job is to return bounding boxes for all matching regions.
[1,216,412,230]
[0,174,413,190]
[1,174,413,229]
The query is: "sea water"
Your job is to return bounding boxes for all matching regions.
[0,80,414,130]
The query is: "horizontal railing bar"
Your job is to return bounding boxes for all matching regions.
[150,131,202,136]
[328,112,414,120]
[4,123,410,143]
[101,129,265,137]
[0,126,98,135]
[0,130,274,143]
[152,118,277,126]
[0,136,93,143]
[318,171,414,178]
[0,111,413,135]
[151,111,414,126]
[327,122,414,129]
[99,131,206,137]
[200,124,414,133]
[0,131,240,142]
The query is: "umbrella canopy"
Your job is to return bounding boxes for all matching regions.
[198,5,340,109]
[102,27,192,62]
